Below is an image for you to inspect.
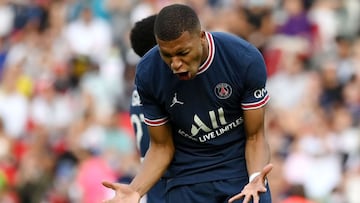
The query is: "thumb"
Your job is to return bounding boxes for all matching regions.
[260,163,273,178]
[102,181,118,190]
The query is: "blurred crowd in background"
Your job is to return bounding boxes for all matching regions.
[0,0,359,202]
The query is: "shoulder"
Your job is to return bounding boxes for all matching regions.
[138,45,161,65]
[135,46,171,88]
[210,32,264,69]
[211,32,250,48]
[136,46,162,77]
[211,32,262,59]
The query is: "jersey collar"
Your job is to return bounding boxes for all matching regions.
[197,32,215,75]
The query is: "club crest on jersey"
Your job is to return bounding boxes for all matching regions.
[214,83,232,99]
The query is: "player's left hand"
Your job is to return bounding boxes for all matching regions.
[228,163,273,203]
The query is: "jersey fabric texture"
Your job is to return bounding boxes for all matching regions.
[135,31,270,192]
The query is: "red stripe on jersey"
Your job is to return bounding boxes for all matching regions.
[144,117,169,126]
[198,32,214,74]
[241,94,270,110]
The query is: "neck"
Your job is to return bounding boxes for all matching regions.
[200,33,209,66]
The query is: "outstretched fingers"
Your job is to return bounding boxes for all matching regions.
[228,193,259,203]
[228,163,273,203]
[228,192,244,203]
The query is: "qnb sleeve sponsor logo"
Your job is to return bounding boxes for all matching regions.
[253,88,267,99]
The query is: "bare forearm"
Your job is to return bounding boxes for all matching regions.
[245,133,270,175]
[130,143,174,196]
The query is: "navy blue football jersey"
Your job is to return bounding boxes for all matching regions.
[135,32,270,192]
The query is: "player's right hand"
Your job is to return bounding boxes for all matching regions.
[102,181,141,203]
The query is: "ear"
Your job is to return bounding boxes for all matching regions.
[200,31,207,45]
[200,31,206,39]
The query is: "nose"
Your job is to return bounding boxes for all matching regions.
[171,58,182,71]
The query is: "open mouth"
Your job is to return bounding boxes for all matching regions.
[176,72,190,80]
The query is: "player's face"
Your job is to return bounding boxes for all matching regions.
[157,31,207,80]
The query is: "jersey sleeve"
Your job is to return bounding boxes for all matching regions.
[241,49,270,110]
[135,74,169,127]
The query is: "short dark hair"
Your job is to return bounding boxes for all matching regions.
[154,4,200,41]
[130,14,157,57]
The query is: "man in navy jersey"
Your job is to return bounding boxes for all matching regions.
[129,14,166,203]
[103,4,273,203]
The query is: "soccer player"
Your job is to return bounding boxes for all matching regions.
[103,4,273,203]
[129,14,166,203]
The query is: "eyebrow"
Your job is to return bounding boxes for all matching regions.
[160,48,189,57]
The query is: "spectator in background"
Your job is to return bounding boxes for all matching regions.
[0,66,28,139]
[281,184,315,203]
[63,4,112,63]
[276,0,313,39]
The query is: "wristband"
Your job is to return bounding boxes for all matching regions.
[249,172,268,185]
[249,172,261,182]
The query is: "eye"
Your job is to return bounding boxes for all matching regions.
[161,52,171,58]
[178,51,188,56]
